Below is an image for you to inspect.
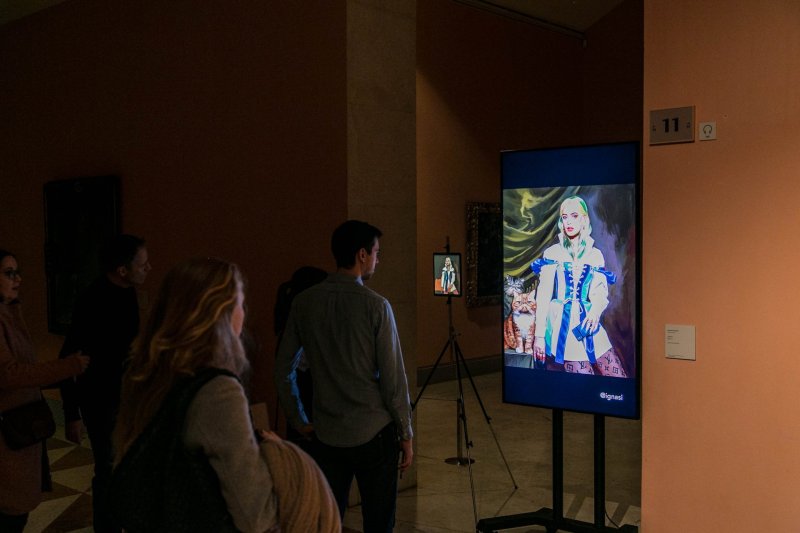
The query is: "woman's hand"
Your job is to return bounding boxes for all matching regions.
[257,429,282,443]
[581,309,602,334]
[68,351,90,374]
[533,337,546,362]
[297,424,314,440]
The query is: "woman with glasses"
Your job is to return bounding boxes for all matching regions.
[0,249,90,532]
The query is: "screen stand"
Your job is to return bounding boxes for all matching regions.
[476,410,638,532]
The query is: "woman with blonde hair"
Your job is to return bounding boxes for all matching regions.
[440,256,457,294]
[110,257,339,533]
[531,196,627,377]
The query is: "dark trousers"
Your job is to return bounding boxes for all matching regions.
[312,423,400,533]
[0,511,28,533]
[83,408,120,533]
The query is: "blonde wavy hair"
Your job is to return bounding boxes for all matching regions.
[113,257,248,459]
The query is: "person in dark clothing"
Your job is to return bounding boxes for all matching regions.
[273,266,327,450]
[59,234,151,533]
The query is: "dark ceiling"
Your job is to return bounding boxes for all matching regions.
[1,0,624,33]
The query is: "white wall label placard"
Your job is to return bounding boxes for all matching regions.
[665,324,696,360]
[649,106,695,145]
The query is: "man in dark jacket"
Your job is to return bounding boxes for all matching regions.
[59,234,150,533]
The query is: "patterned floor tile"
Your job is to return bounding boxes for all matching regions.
[50,447,95,471]
[41,494,93,533]
[40,482,82,503]
[23,494,80,533]
[46,438,74,451]
[50,464,94,493]
[45,445,76,465]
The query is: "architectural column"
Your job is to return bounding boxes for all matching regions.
[347,0,417,489]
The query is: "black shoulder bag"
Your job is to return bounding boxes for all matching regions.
[0,396,56,450]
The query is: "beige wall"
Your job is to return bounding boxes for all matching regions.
[642,1,800,531]
[0,0,349,407]
[416,0,642,369]
[416,0,582,368]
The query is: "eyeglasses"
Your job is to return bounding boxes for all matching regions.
[2,269,21,280]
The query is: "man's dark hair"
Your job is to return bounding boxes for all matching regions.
[101,234,145,273]
[331,220,382,269]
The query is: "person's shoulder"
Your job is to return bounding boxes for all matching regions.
[338,280,391,311]
[201,372,242,389]
[185,373,248,434]
[292,280,328,305]
[77,276,113,300]
[317,273,376,296]
[195,372,244,401]
[586,246,605,264]
[0,302,17,326]
[360,287,394,317]
[542,243,562,259]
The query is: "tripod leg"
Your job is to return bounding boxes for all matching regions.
[453,356,479,528]
[464,414,478,528]
[453,339,519,489]
[412,338,452,410]
[454,343,471,461]
[453,339,492,422]
[445,398,473,465]
[445,355,474,466]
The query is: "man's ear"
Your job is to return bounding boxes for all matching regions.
[117,265,129,278]
[357,248,368,263]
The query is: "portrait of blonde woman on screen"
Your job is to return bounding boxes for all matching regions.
[434,255,459,296]
[531,196,627,377]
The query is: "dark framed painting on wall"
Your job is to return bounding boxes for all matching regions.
[465,201,502,307]
[44,176,121,335]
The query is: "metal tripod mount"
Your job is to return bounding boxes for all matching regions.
[413,241,518,526]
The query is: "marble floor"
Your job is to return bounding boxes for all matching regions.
[24,426,95,533]
[27,371,641,532]
[344,371,641,532]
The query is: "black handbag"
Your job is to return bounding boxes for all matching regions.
[0,397,56,450]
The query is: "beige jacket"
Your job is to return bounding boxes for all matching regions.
[0,302,83,515]
[184,375,340,532]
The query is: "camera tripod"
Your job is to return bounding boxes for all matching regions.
[412,295,518,526]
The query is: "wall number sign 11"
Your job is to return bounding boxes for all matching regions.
[649,106,695,145]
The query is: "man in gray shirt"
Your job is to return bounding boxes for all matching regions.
[275,220,413,533]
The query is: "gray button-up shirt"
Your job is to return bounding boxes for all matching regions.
[275,272,413,447]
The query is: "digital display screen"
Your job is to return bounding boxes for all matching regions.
[433,252,462,297]
[502,142,640,418]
